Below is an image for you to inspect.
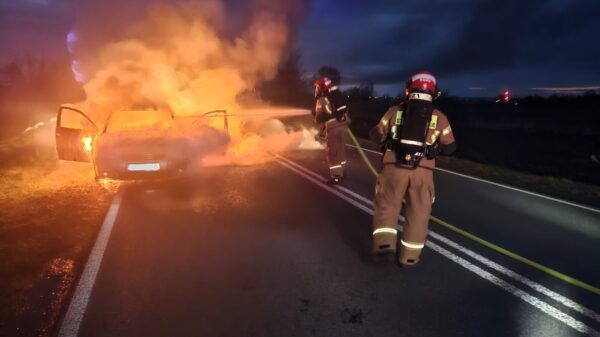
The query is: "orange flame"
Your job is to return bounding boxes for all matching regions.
[81,136,93,153]
[74,2,320,166]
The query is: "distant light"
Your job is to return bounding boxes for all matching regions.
[502,89,510,103]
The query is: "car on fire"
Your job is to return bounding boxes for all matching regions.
[55,104,228,180]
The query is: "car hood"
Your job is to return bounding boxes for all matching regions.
[95,130,188,161]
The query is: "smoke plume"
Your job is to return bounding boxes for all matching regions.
[68,0,319,165]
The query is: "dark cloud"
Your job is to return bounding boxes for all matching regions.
[1,0,598,96]
[426,0,544,75]
[0,0,72,62]
[0,0,313,64]
[298,0,600,96]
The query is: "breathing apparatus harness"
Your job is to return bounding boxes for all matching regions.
[315,86,348,124]
[386,92,437,169]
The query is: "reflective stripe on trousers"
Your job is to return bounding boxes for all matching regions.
[373,227,398,235]
[326,124,348,178]
[372,164,433,254]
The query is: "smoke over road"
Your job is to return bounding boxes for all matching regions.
[67,0,320,166]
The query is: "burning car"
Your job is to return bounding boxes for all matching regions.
[55,103,228,180]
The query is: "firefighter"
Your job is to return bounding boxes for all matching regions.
[313,75,351,184]
[369,71,456,267]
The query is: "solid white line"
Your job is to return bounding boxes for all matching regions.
[276,154,600,322]
[426,241,599,336]
[433,167,600,214]
[274,154,600,332]
[428,231,600,322]
[344,144,600,214]
[275,159,374,216]
[274,153,405,222]
[58,187,124,337]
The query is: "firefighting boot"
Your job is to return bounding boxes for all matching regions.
[398,240,424,268]
[372,228,397,263]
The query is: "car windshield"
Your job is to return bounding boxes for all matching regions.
[105,108,175,133]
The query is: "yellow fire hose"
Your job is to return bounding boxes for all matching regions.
[346,129,379,177]
[346,128,600,295]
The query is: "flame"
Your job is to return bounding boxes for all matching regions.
[70,2,319,166]
[97,178,121,192]
[82,136,93,153]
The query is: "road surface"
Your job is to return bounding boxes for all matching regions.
[59,146,600,337]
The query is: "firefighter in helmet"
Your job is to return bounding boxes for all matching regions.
[313,75,351,184]
[369,71,456,267]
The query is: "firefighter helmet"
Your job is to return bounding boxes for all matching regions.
[314,76,333,98]
[406,71,437,95]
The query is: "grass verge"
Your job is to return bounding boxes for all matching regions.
[0,127,114,336]
[354,137,600,209]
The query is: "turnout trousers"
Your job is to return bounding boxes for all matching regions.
[325,122,348,178]
[372,164,434,266]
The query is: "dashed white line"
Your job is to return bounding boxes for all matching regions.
[58,187,124,337]
[344,144,600,214]
[274,153,599,335]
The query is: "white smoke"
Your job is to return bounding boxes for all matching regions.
[66,0,320,165]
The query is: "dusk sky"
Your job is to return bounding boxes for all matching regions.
[1,0,599,97]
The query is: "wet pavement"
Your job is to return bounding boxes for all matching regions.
[65,148,599,337]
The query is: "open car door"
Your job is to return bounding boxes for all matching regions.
[55,105,98,162]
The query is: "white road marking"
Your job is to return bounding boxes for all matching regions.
[282,153,600,323]
[276,153,407,223]
[293,153,599,315]
[281,152,600,314]
[274,154,600,334]
[344,144,600,214]
[428,231,600,322]
[426,241,599,336]
[276,159,374,216]
[58,187,124,337]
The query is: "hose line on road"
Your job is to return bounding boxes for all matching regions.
[346,129,600,296]
[430,215,600,295]
[347,129,379,177]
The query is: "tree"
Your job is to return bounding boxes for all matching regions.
[258,50,312,107]
[358,81,374,98]
[317,66,341,85]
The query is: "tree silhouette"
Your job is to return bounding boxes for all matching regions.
[358,81,374,98]
[258,50,312,107]
[317,66,341,85]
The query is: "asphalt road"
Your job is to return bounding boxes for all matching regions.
[59,146,600,337]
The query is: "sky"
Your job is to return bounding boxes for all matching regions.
[297,0,600,96]
[1,0,599,97]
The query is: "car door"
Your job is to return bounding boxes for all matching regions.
[55,105,98,162]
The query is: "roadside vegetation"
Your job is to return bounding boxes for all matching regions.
[265,59,600,207]
[353,137,600,209]
[435,156,600,209]
[0,127,113,335]
[0,52,598,335]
